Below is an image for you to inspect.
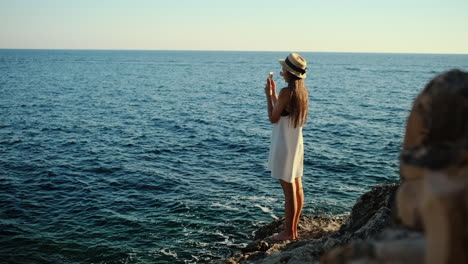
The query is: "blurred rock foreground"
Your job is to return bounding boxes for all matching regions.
[214,70,468,264]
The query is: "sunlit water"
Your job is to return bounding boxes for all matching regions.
[1,50,467,263]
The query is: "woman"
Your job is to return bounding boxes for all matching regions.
[265,52,309,241]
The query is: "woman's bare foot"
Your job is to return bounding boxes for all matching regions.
[270,231,295,242]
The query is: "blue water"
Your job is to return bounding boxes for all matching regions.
[1,50,467,263]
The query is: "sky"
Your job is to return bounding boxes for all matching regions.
[0,0,467,54]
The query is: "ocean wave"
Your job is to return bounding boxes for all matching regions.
[159,248,178,258]
[0,139,22,145]
[211,202,240,211]
[87,166,122,174]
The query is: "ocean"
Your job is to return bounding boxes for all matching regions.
[1,50,467,263]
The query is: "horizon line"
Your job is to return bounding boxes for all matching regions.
[0,48,467,56]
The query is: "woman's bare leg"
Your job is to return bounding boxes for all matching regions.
[275,179,297,241]
[292,177,304,239]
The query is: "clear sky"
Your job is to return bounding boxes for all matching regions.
[1,0,467,54]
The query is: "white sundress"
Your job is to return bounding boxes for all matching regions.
[268,116,304,183]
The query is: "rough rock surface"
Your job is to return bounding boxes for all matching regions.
[214,183,399,264]
[321,70,468,264]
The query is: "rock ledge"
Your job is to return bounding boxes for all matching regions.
[214,183,399,264]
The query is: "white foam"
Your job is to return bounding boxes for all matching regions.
[212,231,239,246]
[159,248,178,258]
[211,202,239,211]
[254,204,278,219]
[337,185,366,192]
[213,230,229,239]
[185,255,199,264]
[254,204,271,213]
[270,213,279,220]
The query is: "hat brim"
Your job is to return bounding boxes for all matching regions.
[279,59,307,79]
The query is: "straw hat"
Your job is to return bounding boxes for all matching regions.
[279,53,307,79]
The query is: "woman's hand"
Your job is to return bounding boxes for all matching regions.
[265,78,276,96]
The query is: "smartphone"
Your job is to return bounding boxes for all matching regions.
[269,72,274,79]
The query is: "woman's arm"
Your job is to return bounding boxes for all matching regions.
[265,79,289,124]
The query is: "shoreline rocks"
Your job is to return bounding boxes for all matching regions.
[215,183,399,264]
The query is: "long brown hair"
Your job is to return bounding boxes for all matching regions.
[287,72,309,128]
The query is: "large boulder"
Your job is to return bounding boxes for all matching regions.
[322,69,468,264]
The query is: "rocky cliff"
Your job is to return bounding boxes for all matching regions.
[214,183,399,264]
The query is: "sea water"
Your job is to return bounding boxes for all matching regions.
[1,50,467,263]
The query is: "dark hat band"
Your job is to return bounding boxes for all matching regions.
[285,57,306,74]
